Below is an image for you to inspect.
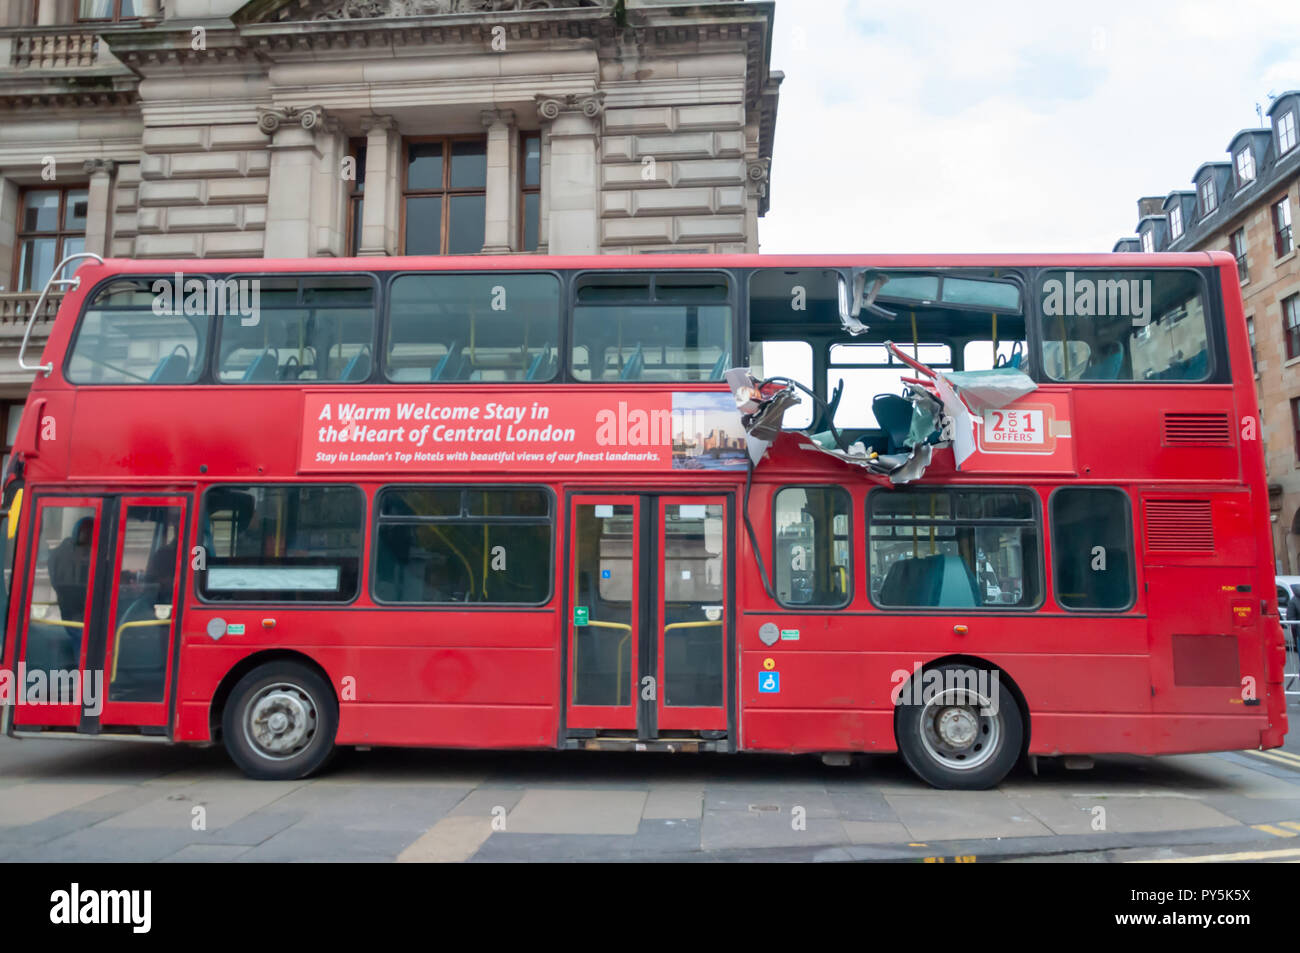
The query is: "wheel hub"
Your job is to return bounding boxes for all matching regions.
[936,706,978,747]
[246,684,317,759]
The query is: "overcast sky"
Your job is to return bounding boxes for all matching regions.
[759,0,1300,253]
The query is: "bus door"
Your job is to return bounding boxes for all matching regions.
[566,494,731,739]
[12,495,187,732]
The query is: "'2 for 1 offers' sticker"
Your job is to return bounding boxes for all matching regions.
[977,403,1056,454]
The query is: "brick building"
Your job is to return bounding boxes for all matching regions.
[1114,90,1300,573]
[0,0,783,458]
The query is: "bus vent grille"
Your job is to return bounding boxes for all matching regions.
[1162,412,1231,445]
[1145,500,1214,553]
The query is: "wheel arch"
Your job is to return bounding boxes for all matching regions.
[208,649,337,742]
[892,653,1031,758]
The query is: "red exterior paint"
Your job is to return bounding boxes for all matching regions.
[0,252,1285,762]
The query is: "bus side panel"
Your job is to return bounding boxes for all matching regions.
[175,610,561,748]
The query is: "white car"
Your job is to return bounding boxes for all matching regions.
[1277,575,1300,620]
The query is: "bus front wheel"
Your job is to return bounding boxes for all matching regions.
[894,664,1022,790]
[222,661,338,781]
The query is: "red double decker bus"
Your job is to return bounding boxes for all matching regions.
[0,251,1285,789]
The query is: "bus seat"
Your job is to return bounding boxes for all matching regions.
[341,348,371,382]
[933,555,980,607]
[709,352,729,380]
[619,344,644,381]
[873,393,913,454]
[879,554,980,607]
[1080,346,1123,380]
[242,349,279,383]
[526,344,551,381]
[431,342,462,381]
[149,352,191,384]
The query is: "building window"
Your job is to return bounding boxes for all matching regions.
[198,485,365,603]
[1231,227,1248,280]
[372,487,553,604]
[1280,110,1298,155]
[1247,316,1257,372]
[13,187,87,293]
[345,137,366,256]
[1050,488,1134,610]
[1169,205,1183,240]
[1274,198,1294,258]
[1199,177,1218,217]
[1286,295,1300,361]
[1292,398,1300,463]
[1140,230,1154,253]
[1235,147,1256,187]
[773,487,851,607]
[0,402,23,479]
[402,137,487,255]
[519,133,541,252]
[869,488,1041,609]
[77,0,140,20]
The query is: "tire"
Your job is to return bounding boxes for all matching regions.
[894,663,1022,790]
[222,661,338,781]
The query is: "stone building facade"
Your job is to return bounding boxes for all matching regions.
[0,0,782,454]
[1114,91,1300,573]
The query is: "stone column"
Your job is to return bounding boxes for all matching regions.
[82,159,116,257]
[744,158,770,254]
[311,115,348,257]
[259,105,329,259]
[139,0,162,17]
[537,126,551,253]
[480,109,515,254]
[536,93,603,256]
[37,0,57,26]
[358,115,398,257]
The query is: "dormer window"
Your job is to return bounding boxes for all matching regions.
[1169,205,1183,240]
[1235,147,1255,187]
[1280,111,1298,155]
[1140,230,1154,253]
[1199,177,1218,217]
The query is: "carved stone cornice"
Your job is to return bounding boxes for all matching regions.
[746,157,770,199]
[309,0,607,20]
[257,104,329,135]
[480,108,516,128]
[83,158,117,177]
[535,92,604,122]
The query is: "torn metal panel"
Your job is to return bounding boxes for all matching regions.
[725,366,946,481]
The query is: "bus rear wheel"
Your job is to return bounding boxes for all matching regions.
[222,661,337,781]
[894,664,1022,790]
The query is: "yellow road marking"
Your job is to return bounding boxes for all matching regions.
[397,816,494,863]
[1244,749,1300,768]
[1253,823,1298,838]
[1134,846,1300,863]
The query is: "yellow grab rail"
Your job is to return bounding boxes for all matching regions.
[110,619,171,681]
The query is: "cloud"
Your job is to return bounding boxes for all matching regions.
[759,0,1300,253]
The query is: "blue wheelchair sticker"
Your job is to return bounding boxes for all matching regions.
[601,569,611,579]
[758,672,780,693]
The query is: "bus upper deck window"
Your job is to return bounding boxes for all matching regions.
[68,278,210,385]
[571,272,732,382]
[217,276,376,384]
[385,273,560,383]
[1037,270,1211,382]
